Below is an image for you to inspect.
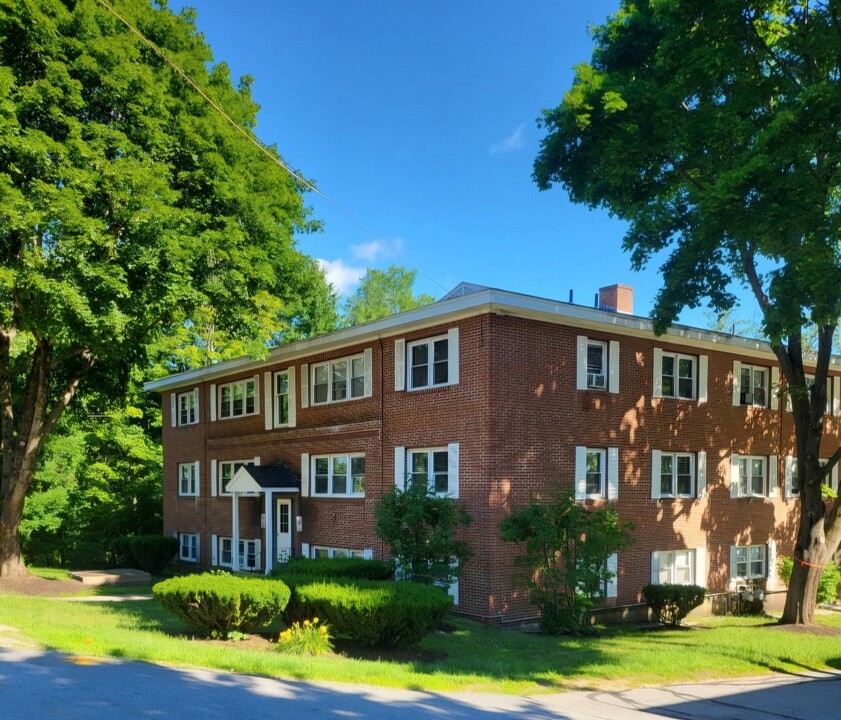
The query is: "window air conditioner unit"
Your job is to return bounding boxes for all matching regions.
[740,392,754,405]
[588,373,606,388]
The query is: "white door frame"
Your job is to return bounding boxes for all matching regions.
[276,497,293,565]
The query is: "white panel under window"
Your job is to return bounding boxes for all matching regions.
[211,534,218,566]
[448,442,460,499]
[170,393,177,427]
[651,450,662,499]
[732,360,742,406]
[768,455,778,498]
[287,366,297,427]
[608,340,620,394]
[210,459,218,497]
[652,348,663,398]
[394,339,406,392]
[263,371,272,431]
[394,446,406,489]
[576,336,588,391]
[607,447,619,500]
[448,327,460,385]
[210,384,217,422]
[300,453,310,497]
[697,451,707,499]
[574,446,587,500]
[300,364,309,408]
[363,348,373,397]
[697,355,708,404]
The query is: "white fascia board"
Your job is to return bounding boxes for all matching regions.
[143,285,841,393]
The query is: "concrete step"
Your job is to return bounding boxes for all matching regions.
[69,569,152,586]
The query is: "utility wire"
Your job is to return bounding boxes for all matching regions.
[95,0,449,294]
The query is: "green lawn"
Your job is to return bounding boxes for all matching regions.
[1,592,840,694]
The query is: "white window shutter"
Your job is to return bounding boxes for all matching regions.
[607,447,619,500]
[448,443,460,498]
[364,348,373,397]
[698,355,708,404]
[394,339,406,392]
[767,541,777,589]
[694,547,706,587]
[263,371,273,430]
[170,393,177,427]
[651,552,660,585]
[653,348,663,398]
[363,548,373,560]
[300,364,309,408]
[784,456,796,498]
[771,367,781,411]
[574,446,587,500]
[729,545,738,581]
[448,327,460,385]
[730,453,740,498]
[196,534,200,563]
[252,375,260,412]
[192,387,200,422]
[609,340,620,394]
[651,450,662,500]
[732,360,742,406]
[287,366,297,427]
[194,461,200,497]
[211,534,218,566]
[302,542,310,558]
[254,539,262,571]
[210,384,217,421]
[606,552,618,599]
[834,376,841,415]
[768,455,778,498]
[300,453,309,497]
[210,460,218,497]
[253,456,261,466]
[697,450,707,499]
[833,464,839,495]
[394,446,406,489]
[576,336,588,391]
[448,579,459,606]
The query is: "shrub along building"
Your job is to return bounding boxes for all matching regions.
[145,283,841,622]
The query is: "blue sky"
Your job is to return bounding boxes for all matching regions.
[168,1,754,328]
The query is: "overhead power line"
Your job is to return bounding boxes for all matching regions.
[94,0,449,294]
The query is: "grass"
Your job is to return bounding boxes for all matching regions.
[1,592,840,694]
[27,566,155,596]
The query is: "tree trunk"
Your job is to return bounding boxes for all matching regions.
[782,546,829,624]
[0,480,30,579]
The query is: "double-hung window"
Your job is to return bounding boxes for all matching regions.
[178,462,199,497]
[731,545,766,580]
[576,336,620,393]
[586,341,607,389]
[312,454,365,497]
[660,453,694,498]
[179,533,199,562]
[312,354,366,404]
[739,365,767,406]
[218,537,261,570]
[585,449,605,497]
[661,352,695,399]
[575,446,619,500]
[408,335,450,389]
[733,455,768,497]
[394,444,460,498]
[219,378,257,419]
[651,549,699,585]
[218,459,254,496]
[177,389,198,425]
[275,371,290,425]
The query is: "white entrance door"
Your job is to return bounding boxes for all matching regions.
[276,498,292,564]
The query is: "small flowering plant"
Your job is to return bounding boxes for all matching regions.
[276,617,334,656]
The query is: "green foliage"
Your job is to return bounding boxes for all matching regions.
[153,574,290,639]
[375,481,471,587]
[281,575,452,648]
[342,265,435,327]
[779,556,841,605]
[269,557,395,581]
[276,617,334,656]
[499,489,634,634]
[643,584,707,627]
[118,535,178,575]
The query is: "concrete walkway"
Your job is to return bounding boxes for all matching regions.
[1,646,839,719]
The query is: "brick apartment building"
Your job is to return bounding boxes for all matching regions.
[145,282,841,622]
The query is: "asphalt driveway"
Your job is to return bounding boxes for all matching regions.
[1,647,839,719]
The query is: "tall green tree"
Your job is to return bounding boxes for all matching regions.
[0,0,334,577]
[342,265,435,327]
[534,0,841,624]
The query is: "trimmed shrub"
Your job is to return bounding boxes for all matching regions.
[108,537,136,568]
[128,535,178,575]
[281,575,452,648]
[270,557,395,581]
[153,573,291,639]
[779,556,841,604]
[643,584,706,626]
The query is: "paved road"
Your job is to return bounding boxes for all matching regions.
[1,647,840,719]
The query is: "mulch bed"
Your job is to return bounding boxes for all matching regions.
[766,622,841,637]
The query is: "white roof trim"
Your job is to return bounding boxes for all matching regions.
[144,284,841,393]
[225,466,261,494]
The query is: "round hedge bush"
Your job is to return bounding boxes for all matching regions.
[153,573,290,638]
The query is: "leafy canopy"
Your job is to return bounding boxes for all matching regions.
[342,265,434,327]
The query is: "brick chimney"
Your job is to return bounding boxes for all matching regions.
[598,284,634,314]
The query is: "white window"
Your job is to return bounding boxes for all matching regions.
[651,549,700,585]
[178,462,199,497]
[731,454,773,498]
[576,336,620,393]
[311,454,365,497]
[218,537,262,570]
[275,370,290,425]
[730,544,767,580]
[311,546,364,559]
[408,334,451,389]
[218,459,255,496]
[661,352,695,399]
[394,444,459,498]
[179,533,199,562]
[784,456,799,498]
[581,553,619,600]
[651,451,706,499]
[311,353,369,405]
[740,365,767,406]
[218,377,257,419]
[574,446,619,500]
[177,389,198,425]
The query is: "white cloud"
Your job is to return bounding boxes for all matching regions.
[316,258,366,294]
[352,237,404,261]
[489,122,527,155]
